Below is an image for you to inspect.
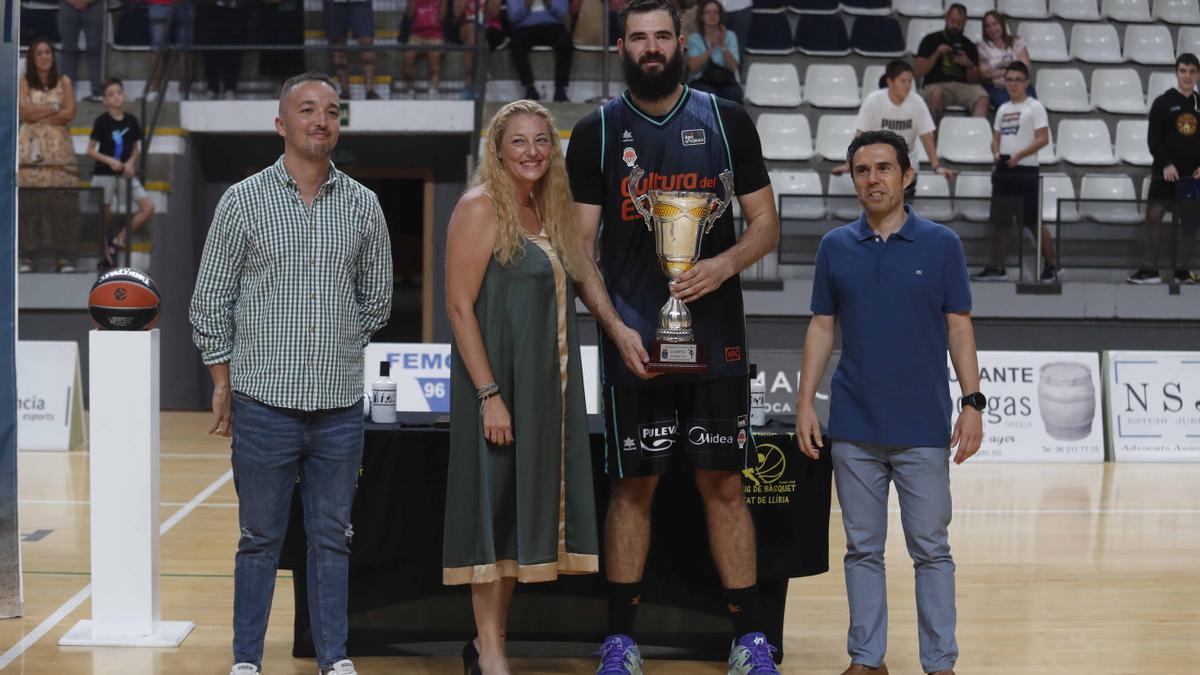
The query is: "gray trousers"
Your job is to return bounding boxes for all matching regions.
[832,441,957,673]
[58,0,105,94]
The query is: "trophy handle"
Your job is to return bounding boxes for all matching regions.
[703,169,736,234]
[629,165,655,232]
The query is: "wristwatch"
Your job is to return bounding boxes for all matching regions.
[961,392,987,412]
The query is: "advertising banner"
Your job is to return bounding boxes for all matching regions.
[949,351,1105,462]
[1104,351,1200,462]
[750,348,839,426]
[16,341,86,451]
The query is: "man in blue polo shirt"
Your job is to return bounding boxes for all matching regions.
[793,130,984,675]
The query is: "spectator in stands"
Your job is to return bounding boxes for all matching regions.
[404,0,447,98]
[972,62,1057,283]
[87,79,155,271]
[508,0,574,102]
[719,0,751,67]
[686,0,742,103]
[914,3,988,124]
[57,0,104,102]
[18,39,81,273]
[833,59,956,203]
[1129,53,1200,285]
[146,0,195,101]
[456,0,504,99]
[196,0,253,100]
[978,10,1033,109]
[326,0,380,99]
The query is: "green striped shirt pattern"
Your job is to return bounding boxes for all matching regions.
[189,156,393,411]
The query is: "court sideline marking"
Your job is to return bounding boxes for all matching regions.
[0,468,234,671]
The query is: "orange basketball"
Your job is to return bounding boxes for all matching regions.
[88,268,161,330]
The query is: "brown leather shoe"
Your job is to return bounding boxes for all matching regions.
[841,663,889,675]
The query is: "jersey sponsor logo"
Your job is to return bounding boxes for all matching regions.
[619,171,723,221]
[622,129,634,143]
[688,419,734,446]
[737,414,749,428]
[737,429,748,449]
[622,147,639,167]
[638,418,678,453]
[724,346,742,362]
[1178,113,1198,137]
[681,128,706,146]
[880,118,913,132]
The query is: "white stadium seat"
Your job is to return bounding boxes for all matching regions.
[1037,68,1093,113]
[1090,69,1147,114]
[954,0,996,16]
[1059,119,1117,165]
[1123,25,1175,65]
[757,113,816,161]
[1146,71,1177,103]
[937,117,995,164]
[804,64,861,108]
[1070,24,1123,64]
[816,115,858,161]
[1115,120,1153,166]
[1050,0,1101,18]
[827,173,862,221]
[770,171,827,220]
[1154,0,1200,21]
[1039,125,1061,165]
[1080,175,1143,224]
[745,63,803,107]
[906,18,943,55]
[1000,0,1050,16]
[1101,0,1152,20]
[954,173,994,222]
[1019,22,1070,63]
[896,0,944,13]
[861,64,887,98]
[1178,26,1200,57]
[965,19,984,45]
[1042,174,1082,223]
[913,172,955,221]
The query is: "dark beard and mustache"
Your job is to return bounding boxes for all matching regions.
[622,48,685,102]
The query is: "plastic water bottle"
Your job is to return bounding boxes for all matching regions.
[370,361,397,424]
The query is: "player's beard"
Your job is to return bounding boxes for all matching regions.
[623,49,685,102]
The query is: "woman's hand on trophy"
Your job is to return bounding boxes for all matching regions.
[483,396,514,446]
[615,325,657,380]
[672,257,734,303]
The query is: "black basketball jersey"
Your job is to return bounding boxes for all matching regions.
[567,87,770,386]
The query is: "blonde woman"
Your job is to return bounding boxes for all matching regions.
[443,100,599,675]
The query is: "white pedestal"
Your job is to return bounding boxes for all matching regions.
[60,330,194,648]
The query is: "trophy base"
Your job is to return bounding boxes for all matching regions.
[646,341,708,373]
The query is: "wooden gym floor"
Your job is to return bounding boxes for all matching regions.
[1,412,1198,674]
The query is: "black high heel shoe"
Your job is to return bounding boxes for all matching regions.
[462,638,481,675]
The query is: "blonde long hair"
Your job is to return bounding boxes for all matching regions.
[472,100,587,279]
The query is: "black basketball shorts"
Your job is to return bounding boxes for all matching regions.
[601,376,754,478]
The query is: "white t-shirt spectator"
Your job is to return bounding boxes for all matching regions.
[979,37,1026,88]
[854,88,936,169]
[994,97,1048,168]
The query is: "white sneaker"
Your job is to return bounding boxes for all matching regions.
[229,664,259,675]
[323,659,356,675]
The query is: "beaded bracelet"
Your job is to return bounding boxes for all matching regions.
[476,383,499,400]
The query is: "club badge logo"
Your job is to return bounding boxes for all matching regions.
[622,147,638,167]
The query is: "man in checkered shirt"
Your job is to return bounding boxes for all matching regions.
[189,71,392,675]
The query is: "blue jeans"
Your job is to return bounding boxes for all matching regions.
[57,0,104,94]
[832,441,957,673]
[230,391,363,670]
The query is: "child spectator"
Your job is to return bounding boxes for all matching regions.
[455,0,503,99]
[87,78,156,269]
[405,0,447,98]
[325,0,381,99]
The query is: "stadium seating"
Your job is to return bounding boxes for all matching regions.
[1080,175,1143,224]
[756,0,791,12]
[1037,68,1094,112]
[804,64,862,107]
[1042,174,1083,223]
[757,114,816,160]
[937,117,994,164]
[1039,125,1062,164]
[816,115,858,161]
[861,64,887,97]
[954,173,994,221]
[746,12,796,54]
[745,63,803,106]
[965,19,984,44]
[1091,69,1148,114]
[895,0,945,14]
[111,4,151,50]
[1124,25,1175,65]
[999,0,1050,18]
[1115,120,1153,165]
[851,15,907,57]
[1070,24,1123,64]
[841,0,894,15]
[795,14,853,56]
[958,0,997,16]
[1050,0,1102,18]
[1101,0,1153,20]
[1177,26,1200,57]
[20,5,60,46]
[1059,119,1118,165]
[789,0,841,13]
[1146,71,1176,102]
[907,18,943,55]
[1019,22,1070,62]
[827,173,862,220]
[771,171,827,220]
[1153,0,1200,21]
[914,172,955,221]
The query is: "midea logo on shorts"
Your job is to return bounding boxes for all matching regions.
[688,426,732,445]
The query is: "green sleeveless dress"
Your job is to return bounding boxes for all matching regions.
[442,231,600,585]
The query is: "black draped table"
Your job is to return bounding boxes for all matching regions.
[279,413,831,663]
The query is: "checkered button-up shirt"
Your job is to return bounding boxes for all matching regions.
[189,156,393,411]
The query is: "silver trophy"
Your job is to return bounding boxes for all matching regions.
[629,165,735,372]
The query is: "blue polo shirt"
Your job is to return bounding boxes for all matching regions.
[811,206,971,447]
